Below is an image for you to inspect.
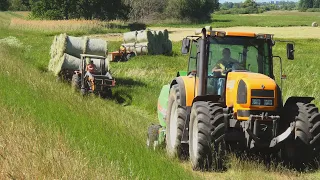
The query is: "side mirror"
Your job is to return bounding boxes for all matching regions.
[287,43,294,60]
[181,38,191,55]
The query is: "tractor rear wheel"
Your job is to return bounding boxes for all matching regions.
[281,102,320,169]
[189,101,226,171]
[71,74,80,92]
[166,84,187,159]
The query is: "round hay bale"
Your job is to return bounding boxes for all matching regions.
[135,42,148,55]
[65,36,85,58]
[86,38,108,57]
[53,53,80,76]
[312,22,318,27]
[123,31,137,43]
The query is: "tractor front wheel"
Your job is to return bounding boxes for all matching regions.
[281,102,320,170]
[189,101,226,171]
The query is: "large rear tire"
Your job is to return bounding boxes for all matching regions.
[166,84,187,159]
[189,101,226,171]
[281,102,320,169]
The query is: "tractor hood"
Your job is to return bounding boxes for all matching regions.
[226,71,278,113]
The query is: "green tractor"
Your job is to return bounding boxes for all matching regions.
[147,27,320,171]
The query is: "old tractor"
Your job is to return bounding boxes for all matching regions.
[147,26,320,170]
[72,54,115,98]
[109,45,136,62]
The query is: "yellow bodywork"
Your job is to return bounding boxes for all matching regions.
[180,72,278,121]
[180,76,197,107]
[226,72,278,120]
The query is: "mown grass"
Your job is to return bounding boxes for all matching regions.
[149,11,320,28]
[1,11,320,179]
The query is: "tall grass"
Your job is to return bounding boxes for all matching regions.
[0,106,122,179]
[0,42,195,179]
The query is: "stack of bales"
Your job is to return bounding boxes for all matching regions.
[48,33,108,76]
[122,29,172,55]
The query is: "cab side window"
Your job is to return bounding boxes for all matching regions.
[188,40,198,74]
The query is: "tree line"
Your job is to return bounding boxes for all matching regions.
[218,0,298,14]
[299,0,320,10]
[0,0,219,22]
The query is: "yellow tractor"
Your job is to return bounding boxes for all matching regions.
[151,26,320,171]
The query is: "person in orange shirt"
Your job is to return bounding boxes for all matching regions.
[85,59,97,79]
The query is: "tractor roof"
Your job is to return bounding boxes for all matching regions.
[195,26,274,40]
[210,30,274,39]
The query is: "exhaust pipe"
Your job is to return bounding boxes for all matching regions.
[198,28,208,96]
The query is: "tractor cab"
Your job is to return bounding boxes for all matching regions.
[182,28,294,100]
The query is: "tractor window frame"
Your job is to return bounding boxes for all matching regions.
[187,39,199,74]
[208,36,272,77]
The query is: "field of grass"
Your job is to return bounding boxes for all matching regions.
[1,11,320,179]
[150,11,320,28]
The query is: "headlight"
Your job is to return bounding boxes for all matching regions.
[251,99,261,106]
[251,98,273,106]
[264,99,273,106]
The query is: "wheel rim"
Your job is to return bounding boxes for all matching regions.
[192,116,199,158]
[169,101,178,148]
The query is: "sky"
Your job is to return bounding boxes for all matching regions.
[219,0,299,3]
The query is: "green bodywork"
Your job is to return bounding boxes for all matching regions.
[177,71,188,77]
[156,71,188,145]
[157,84,170,127]
[157,84,170,145]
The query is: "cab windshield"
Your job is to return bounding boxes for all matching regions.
[208,36,272,76]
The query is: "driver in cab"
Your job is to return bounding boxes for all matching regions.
[212,48,243,75]
[210,48,243,95]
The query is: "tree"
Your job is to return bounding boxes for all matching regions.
[29,0,129,20]
[242,0,257,8]
[166,0,219,22]
[299,0,314,9]
[0,0,10,11]
[123,0,167,21]
[8,0,31,11]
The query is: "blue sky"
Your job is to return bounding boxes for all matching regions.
[219,0,299,3]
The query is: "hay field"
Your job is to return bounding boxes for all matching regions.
[152,26,320,41]
[1,11,320,179]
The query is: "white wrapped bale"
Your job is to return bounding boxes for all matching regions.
[135,42,149,55]
[53,53,80,76]
[86,38,108,57]
[122,43,148,55]
[48,33,108,76]
[65,36,84,58]
[123,31,137,43]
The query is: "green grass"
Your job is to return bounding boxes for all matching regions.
[1,11,320,179]
[149,11,320,28]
